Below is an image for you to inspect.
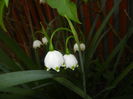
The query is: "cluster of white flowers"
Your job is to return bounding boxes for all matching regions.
[44,50,78,72]
[33,36,86,72]
[33,37,48,49]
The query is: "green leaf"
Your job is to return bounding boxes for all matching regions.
[54,77,92,99]
[4,0,9,7]
[0,70,53,89]
[111,62,133,87]
[96,63,133,96]
[0,0,6,31]
[0,87,34,95]
[0,64,9,72]
[0,94,29,99]
[0,48,21,71]
[0,29,36,69]
[45,0,80,23]
[111,95,133,99]
[87,0,121,59]
[0,70,92,99]
[104,27,133,69]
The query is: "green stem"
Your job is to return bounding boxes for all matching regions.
[65,36,74,54]
[40,23,50,41]
[35,49,41,68]
[49,27,72,51]
[65,16,87,98]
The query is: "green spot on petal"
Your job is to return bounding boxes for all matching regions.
[71,66,75,70]
[62,63,66,67]
[55,67,60,72]
[46,67,50,71]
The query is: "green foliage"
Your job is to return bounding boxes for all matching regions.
[0,0,9,31]
[44,0,80,23]
[86,0,122,59]
[0,49,20,71]
[0,0,6,31]
[4,0,9,7]
[0,70,53,89]
[54,77,92,99]
[0,0,133,99]
[0,29,36,69]
[0,87,34,95]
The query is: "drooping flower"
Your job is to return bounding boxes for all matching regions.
[63,54,78,70]
[33,40,42,49]
[42,37,48,45]
[73,43,86,52]
[44,50,64,72]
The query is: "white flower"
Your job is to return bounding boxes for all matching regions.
[33,40,42,49]
[44,50,64,72]
[42,37,48,45]
[63,54,78,70]
[73,43,86,52]
[40,0,45,4]
[80,43,86,51]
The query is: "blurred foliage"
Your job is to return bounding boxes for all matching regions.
[0,0,8,31]
[0,0,133,99]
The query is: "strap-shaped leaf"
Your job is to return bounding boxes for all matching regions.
[4,0,9,7]
[0,29,36,69]
[54,77,92,99]
[86,0,121,59]
[45,0,80,23]
[0,0,6,31]
[0,70,92,99]
[0,70,53,89]
[0,48,21,71]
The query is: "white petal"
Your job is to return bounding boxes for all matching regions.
[63,54,78,70]
[44,50,64,71]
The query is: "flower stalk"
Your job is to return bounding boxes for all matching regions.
[65,16,87,98]
[65,36,73,54]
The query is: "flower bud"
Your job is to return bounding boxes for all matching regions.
[80,43,86,51]
[33,40,42,49]
[42,37,48,45]
[73,43,86,52]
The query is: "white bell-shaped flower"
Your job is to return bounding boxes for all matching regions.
[63,54,78,70]
[73,43,86,52]
[44,50,64,72]
[42,37,48,45]
[33,40,42,49]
